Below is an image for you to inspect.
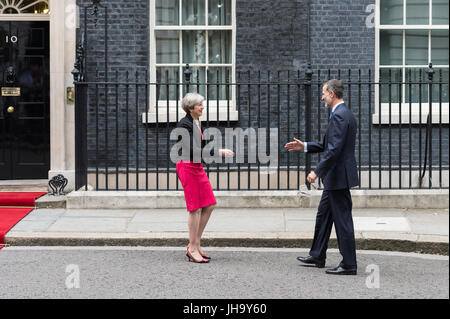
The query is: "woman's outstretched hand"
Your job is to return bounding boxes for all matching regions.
[219,149,235,158]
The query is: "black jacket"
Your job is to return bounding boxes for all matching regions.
[176,113,214,162]
[307,103,359,190]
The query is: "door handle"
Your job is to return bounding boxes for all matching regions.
[7,106,15,113]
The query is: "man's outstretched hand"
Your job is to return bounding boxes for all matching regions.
[285,138,305,152]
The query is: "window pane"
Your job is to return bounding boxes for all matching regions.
[182,0,206,25]
[431,30,449,65]
[432,69,449,103]
[183,66,206,97]
[209,0,232,25]
[380,68,403,103]
[432,0,449,25]
[380,0,403,25]
[157,67,179,100]
[380,30,403,65]
[207,67,232,100]
[209,31,232,64]
[156,31,179,64]
[183,31,206,63]
[156,0,179,26]
[405,68,428,103]
[406,30,428,65]
[406,0,429,25]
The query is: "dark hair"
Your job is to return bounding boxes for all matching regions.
[324,79,344,99]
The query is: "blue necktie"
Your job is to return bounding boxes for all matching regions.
[329,111,334,119]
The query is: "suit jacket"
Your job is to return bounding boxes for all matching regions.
[307,103,359,191]
[176,113,214,163]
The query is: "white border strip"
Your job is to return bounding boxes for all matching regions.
[3,246,448,260]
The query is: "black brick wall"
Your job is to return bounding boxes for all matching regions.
[77,0,449,185]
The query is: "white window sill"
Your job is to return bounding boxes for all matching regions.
[142,109,239,124]
[372,103,450,124]
[372,113,449,124]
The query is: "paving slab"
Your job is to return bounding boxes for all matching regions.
[47,217,130,233]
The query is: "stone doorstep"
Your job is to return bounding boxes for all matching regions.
[60,189,449,209]
[0,180,48,193]
[35,195,67,209]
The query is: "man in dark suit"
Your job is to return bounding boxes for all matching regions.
[285,79,359,275]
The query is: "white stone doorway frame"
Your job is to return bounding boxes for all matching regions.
[0,0,77,191]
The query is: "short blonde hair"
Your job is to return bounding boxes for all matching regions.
[181,93,204,114]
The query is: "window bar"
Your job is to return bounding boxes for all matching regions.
[206,70,210,179]
[215,69,219,189]
[438,69,442,188]
[85,84,89,191]
[146,70,149,191]
[317,70,322,189]
[379,77,382,189]
[267,71,271,190]
[176,70,180,190]
[398,69,402,189]
[409,68,412,189]
[95,73,99,190]
[237,71,241,190]
[115,71,119,190]
[126,71,130,191]
[277,70,281,190]
[84,6,88,82]
[287,70,291,190]
[197,69,200,94]
[358,69,362,189]
[419,69,422,188]
[388,69,392,189]
[105,80,109,191]
[136,71,140,190]
[348,69,352,111]
[297,70,301,190]
[328,69,331,119]
[156,71,160,191]
[368,69,372,189]
[247,70,251,190]
[257,70,261,190]
[428,66,433,189]
[227,69,231,191]
[167,70,171,190]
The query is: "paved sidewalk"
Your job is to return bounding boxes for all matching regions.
[5,207,449,254]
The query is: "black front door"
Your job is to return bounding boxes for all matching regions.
[0,21,50,180]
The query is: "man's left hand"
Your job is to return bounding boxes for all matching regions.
[307,171,318,183]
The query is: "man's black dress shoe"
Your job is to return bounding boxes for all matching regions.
[325,266,357,275]
[296,256,325,268]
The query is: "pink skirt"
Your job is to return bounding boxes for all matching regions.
[176,161,216,212]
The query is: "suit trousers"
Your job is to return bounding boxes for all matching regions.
[309,189,357,269]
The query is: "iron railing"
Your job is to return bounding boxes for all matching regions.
[74,64,449,191]
[73,1,449,192]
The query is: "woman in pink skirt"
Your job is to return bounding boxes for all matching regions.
[176,93,234,264]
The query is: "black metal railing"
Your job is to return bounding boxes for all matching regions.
[74,63,449,191]
[72,1,449,192]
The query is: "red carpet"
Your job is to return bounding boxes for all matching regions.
[0,192,46,249]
